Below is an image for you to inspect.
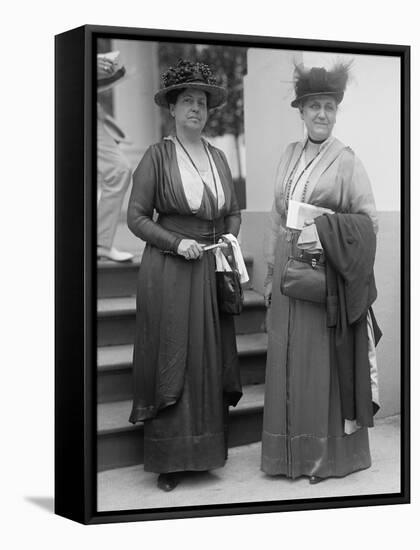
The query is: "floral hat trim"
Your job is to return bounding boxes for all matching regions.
[162,60,218,87]
[154,59,227,109]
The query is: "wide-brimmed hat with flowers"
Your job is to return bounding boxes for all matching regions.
[154,59,227,109]
[291,62,351,108]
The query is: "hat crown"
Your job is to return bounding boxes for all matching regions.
[308,67,329,89]
[161,59,218,89]
[293,62,350,105]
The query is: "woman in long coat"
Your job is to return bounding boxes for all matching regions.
[127,60,242,492]
[262,63,380,483]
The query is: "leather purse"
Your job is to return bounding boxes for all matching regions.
[280,254,326,304]
[216,251,244,315]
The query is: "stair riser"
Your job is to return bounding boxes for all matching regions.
[98,260,254,298]
[234,308,266,335]
[97,410,263,472]
[97,316,135,347]
[239,354,267,386]
[99,432,144,472]
[98,308,266,346]
[97,354,267,403]
[97,269,138,299]
[98,369,133,404]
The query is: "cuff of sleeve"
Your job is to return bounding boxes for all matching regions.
[297,223,323,251]
[172,236,182,254]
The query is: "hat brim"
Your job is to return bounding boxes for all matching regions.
[154,82,227,109]
[291,91,344,108]
[98,69,136,93]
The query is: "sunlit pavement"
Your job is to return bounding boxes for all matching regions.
[97,415,400,512]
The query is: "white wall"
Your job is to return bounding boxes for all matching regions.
[244,49,303,212]
[208,134,246,179]
[112,39,161,168]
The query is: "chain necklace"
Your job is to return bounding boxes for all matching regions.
[175,136,219,244]
[285,141,321,206]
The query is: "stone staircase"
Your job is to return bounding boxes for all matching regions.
[97,252,267,472]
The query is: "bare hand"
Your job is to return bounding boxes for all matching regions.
[264,281,273,308]
[177,239,204,260]
[303,218,315,227]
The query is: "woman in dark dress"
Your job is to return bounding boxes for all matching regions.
[127,60,242,492]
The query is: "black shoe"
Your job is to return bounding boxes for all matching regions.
[309,475,323,485]
[157,473,180,492]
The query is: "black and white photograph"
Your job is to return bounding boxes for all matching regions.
[93,31,405,516]
[6,0,420,544]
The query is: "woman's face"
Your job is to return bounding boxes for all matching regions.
[169,88,208,134]
[300,95,337,141]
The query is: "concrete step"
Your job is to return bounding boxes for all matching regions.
[97,259,141,299]
[97,254,254,298]
[97,289,266,346]
[97,384,265,472]
[97,332,268,403]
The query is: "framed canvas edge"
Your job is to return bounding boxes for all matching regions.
[400,43,411,506]
[55,24,411,525]
[55,25,90,524]
[82,23,410,52]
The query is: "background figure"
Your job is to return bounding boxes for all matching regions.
[97,52,134,262]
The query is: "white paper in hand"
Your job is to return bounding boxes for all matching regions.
[286,199,334,230]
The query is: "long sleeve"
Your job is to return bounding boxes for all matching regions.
[127,146,182,253]
[263,145,296,273]
[342,153,378,234]
[264,198,282,272]
[224,187,241,236]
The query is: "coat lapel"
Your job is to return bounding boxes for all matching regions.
[281,142,304,193]
[274,142,304,215]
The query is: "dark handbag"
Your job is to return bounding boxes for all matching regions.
[216,250,244,315]
[280,254,326,303]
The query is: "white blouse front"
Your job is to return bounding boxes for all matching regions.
[165,136,226,213]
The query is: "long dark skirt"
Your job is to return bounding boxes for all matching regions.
[131,238,240,474]
[261,229,371,479]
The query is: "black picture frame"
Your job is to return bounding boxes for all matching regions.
[55,24,410,525]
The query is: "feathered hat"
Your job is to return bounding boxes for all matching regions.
[154,59,227,109]
[291,62,351,108]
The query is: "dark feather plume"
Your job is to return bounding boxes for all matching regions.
[292,61,352,106]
